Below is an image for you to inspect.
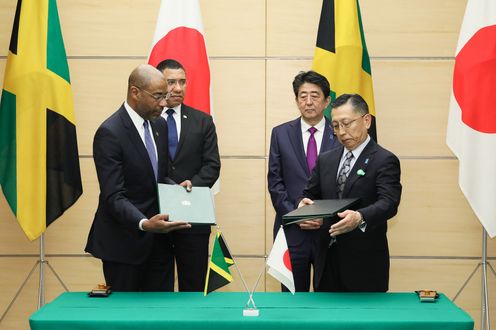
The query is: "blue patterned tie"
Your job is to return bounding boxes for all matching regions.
[143,120,158,180]
[166,109,178,160]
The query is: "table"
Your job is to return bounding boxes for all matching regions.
[29,292,473,330]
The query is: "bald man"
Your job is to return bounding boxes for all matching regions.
[85,64,190,292]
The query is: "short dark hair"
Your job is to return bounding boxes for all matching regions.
[156,59,185,72]
[331,94,369,115]
[292,71,330,98]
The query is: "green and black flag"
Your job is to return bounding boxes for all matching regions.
[204,231,234,295]
[0,0,82,240]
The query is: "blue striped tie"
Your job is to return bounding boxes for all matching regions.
[143,120,158,180]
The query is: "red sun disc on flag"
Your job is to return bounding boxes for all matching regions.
[453,25,496,133]
[283,249,292,272]
[149,26,211,114]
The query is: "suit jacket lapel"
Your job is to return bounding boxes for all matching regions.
[320,118,339,153]
[118,106,156,181]
[343,139,378,197]
[288,118,309,175]
[175,105,189,158]
[328,146,344,198]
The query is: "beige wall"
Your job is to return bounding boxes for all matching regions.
[0,0,495,329]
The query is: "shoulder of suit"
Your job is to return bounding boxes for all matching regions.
[376,143,399,160]
[319,146,343,160]
[365,140,399,161]
[272,117,301,132]
[182,104,212,119]
[98,106,125,130]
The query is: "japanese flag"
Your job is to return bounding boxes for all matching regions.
[446,0,496,237]
[267,227,295,294]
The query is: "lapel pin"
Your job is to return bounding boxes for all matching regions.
[183,115,187,119]
[358,158,369,176]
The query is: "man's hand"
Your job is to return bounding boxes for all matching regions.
[179,180,192,192]
[297,197,313,209]
[296,198,323,230]
[329,210,362,237]
[142,214,191,233]
[299,218,323,230]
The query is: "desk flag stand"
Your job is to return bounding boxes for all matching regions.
[453,228,495,330]
[215,227,260,317]
[0,233,69,324]
[243,261,268,317]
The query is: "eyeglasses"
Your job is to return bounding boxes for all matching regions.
[135,86,168,102]
[331,114,366,131]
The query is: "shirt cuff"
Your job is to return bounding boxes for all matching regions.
[139,218,148,231]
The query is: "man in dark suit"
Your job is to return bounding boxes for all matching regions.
[300,93,401,292]
[268,71,340,292]
[156,59,221,292]
[85,64,191,292]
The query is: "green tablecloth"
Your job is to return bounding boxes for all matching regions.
[29,292,473,330]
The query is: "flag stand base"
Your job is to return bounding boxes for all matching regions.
[0,234,69,324]
[452,228,494,330]
[243,308,260,317]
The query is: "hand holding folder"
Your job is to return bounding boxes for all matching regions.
[282,198,360,226]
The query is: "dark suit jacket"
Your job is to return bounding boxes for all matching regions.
[303,139,402,291]
[268,117,339,242]
[167,104,220,234]
[85,105,170,265]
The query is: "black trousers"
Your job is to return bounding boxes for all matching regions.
[315,244,389,292]
[282,232,320,292]
[103,235,175,292]
[171,231,210,292]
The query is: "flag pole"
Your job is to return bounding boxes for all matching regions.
[480,229,490,330]
[452,227,494,330]
[0,233,70,324]
[37,233,70,308]
[38,233,46,308]
[244,259,268,308]
[216,227,257,310]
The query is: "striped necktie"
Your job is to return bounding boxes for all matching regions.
[143,120,158,180]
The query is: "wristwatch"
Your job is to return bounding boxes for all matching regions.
[356,211,367,231]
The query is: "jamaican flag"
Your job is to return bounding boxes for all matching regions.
[204,231,234,295]
[0,0,82,241]
[312,0,377,141]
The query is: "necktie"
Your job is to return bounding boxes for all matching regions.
[166,109,178,160]
[330,151,354,247]
[307,127,318,173]
[336,151,354,198]
[143,120,158,180]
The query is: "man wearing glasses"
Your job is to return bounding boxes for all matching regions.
[85,64,190,292]
[299,93,402,292]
